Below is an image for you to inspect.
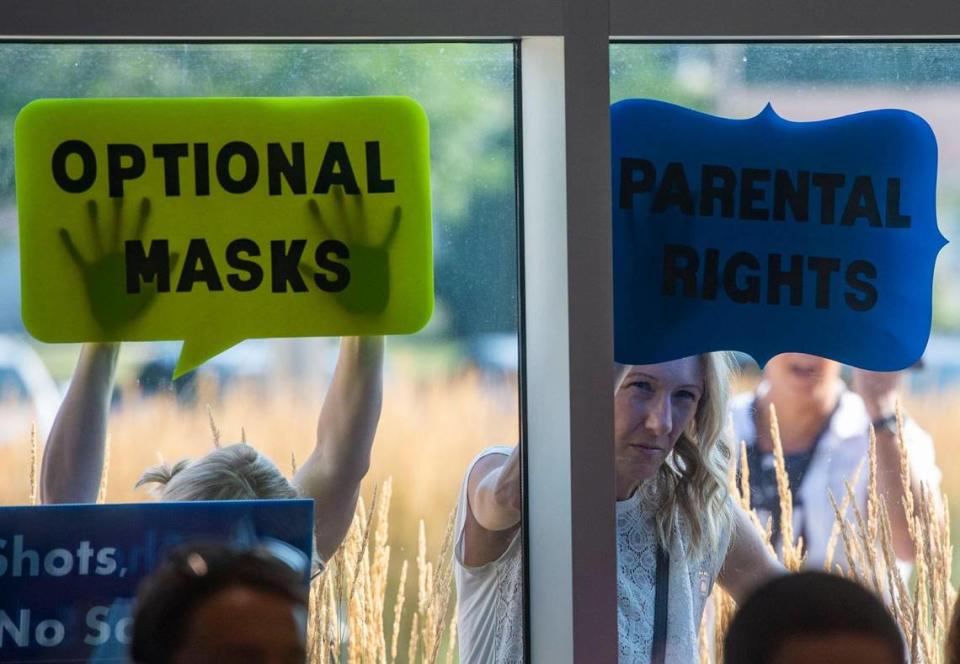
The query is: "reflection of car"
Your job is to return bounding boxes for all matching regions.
[133,340,274,403]
[130,339,339,404]
[0,336,61,444]
[465,333,519,375]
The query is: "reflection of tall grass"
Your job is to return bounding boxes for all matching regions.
[6,369,517,663]
[0,369,517,566]
[703,405,955,664]
[310,479,458,663]
[16,369,958,662]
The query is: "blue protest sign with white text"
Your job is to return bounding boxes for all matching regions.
[0,500,313,662]
[612,100,947,370]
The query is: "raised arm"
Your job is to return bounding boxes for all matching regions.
[719,503,786,604]
[293,336,384,561]
[41,342,120,504]
[461,446,521,567]
[852,368,942,562]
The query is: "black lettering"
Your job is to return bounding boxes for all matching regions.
[807,256,841,309]
[152,144,189,196]
[661,244,699,297]
[773,170,809,222]
[216,141,259,194]
[267,143,306,196]
[702,248,720,300]
[125,240,170,293]
[845,260,878,311]
[619,158,656,210]
[885,178,911,228]
[107,144,146,198]
[194,143,210,196]
[740,168,771,221]
[812,173,845,225]
[699,165,735,218]
[365,141,395,194]
[652,162,694,215]
[225,238,263,292]
[767,253,804,306]
[176,239,224,292]
[723,252,761,304]
[313,142,360,195]
[52,140,96,193]
[271,240,308,292]
[314,240,351,292]
[841,176,882,227]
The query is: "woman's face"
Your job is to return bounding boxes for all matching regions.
[614,357,704,493]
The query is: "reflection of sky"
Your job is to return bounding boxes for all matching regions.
[0,43,520,342]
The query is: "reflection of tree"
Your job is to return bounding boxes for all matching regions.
[0,42,519,337]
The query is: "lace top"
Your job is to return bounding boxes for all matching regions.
[615,490,732,663]
[454,447,525,664]
[454,448,734,664]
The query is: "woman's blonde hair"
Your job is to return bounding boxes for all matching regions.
[640,352,736,562]
[135,443,299,501]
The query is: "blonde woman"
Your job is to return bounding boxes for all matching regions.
[454,355,784,663]
[40,337,382,563]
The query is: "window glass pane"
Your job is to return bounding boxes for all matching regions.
[611,42,956,662]
[0,42,521,662]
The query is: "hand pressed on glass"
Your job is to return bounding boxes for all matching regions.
[59,198,179,334]
[305,191,401,316]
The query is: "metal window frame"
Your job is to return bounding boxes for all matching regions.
[8,1,959,662]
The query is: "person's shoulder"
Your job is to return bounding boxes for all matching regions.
[460,445,516,488]
[473,445,515,461]
[466,445,514,471]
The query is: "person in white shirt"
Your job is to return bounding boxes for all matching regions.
[730,352,941,571]
[454,354,784,663]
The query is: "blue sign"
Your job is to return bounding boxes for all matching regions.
[0,500,313,662]
[612,100,948,370]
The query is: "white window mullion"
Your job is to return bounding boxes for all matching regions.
[521,27,618,664]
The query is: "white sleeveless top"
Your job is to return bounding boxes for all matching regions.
[454,448,733,664]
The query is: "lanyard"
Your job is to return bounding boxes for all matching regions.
[651,543,670,664]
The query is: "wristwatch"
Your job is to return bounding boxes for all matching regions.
[871,413,899,435]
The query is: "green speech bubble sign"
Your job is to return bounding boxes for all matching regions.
[15,97,433,377]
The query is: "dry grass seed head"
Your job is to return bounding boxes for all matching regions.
[97,434,111,505]
[29,422,38,506]
[206,404,222,448]
[824,459,864,572]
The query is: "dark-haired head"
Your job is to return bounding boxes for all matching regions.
[131,543,308,664]
[724,571,904,664]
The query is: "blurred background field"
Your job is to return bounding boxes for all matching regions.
[0,341,520,561]
[0,340,519,662]
[1,345,960,663]
[0,346,956,574]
